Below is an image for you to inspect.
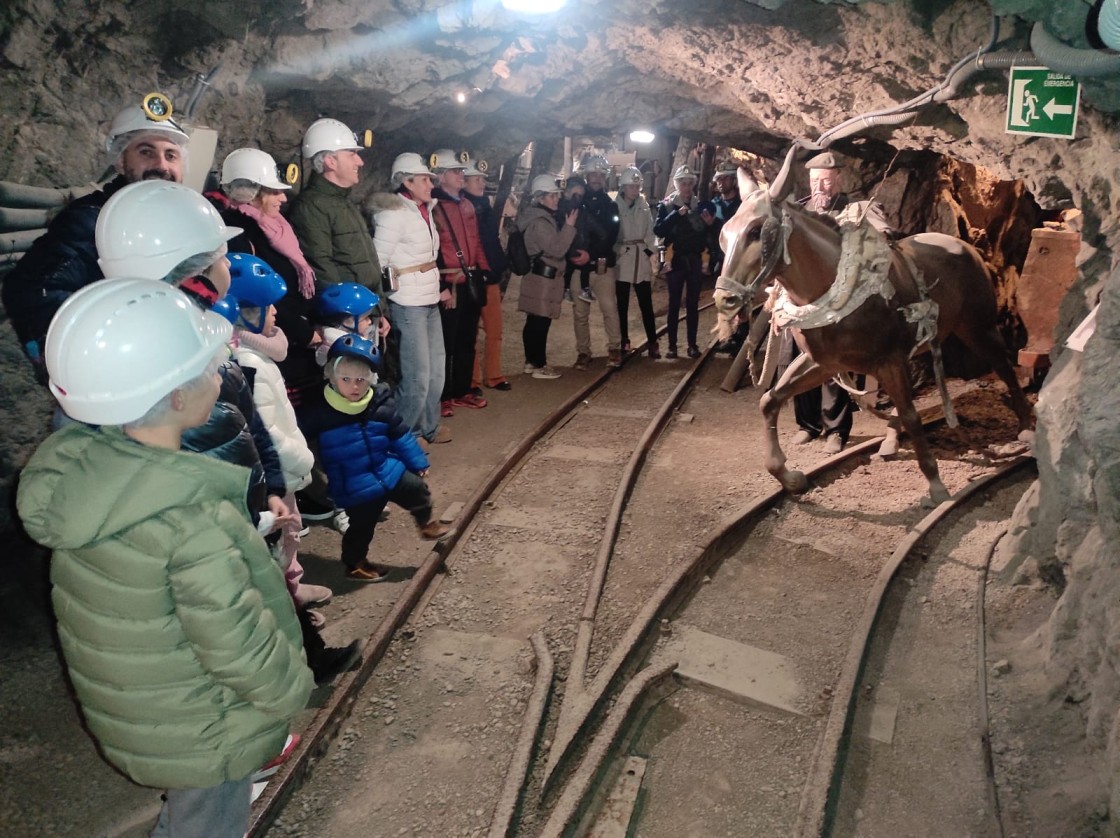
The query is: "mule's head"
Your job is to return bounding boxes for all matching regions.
[713,169,781,334]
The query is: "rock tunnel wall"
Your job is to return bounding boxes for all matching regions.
[2,0,1120,816]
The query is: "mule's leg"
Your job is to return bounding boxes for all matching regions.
[877,360,950,505]
[956,326,1035,441]
[878,410,901,458]
[760,352,836,494]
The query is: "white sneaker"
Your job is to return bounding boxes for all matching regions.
[295,583,333,607]
[524,363,539,375]
[332,509,350,534]
[531,365,562,380]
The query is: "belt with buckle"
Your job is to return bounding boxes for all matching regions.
[396,260,437,275]
[531,259,557,279]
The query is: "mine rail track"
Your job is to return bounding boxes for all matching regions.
[249,300,1033,836]
[529,447,1034,837]
[249,310,721,836]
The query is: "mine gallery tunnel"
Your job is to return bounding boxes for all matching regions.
[1,0,1120,833]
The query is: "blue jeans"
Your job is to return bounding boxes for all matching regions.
[150,777,251,838]
[388,300,445,441]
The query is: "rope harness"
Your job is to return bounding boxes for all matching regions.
[739,211,959,428]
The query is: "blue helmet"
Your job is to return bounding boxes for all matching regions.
[327,333,380,371]
[316,283,380,325]
[210,296,241,326]
[227,253,287,333]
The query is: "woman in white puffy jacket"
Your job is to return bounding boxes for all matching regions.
[614,167,661,358]
[367,153,448,445]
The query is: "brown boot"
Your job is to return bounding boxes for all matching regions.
[418,520,450,540]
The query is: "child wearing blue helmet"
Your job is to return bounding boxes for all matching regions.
[227,254,330,605]
[313,282,380,367]
[300,334,449,581]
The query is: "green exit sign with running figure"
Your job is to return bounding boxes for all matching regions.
[1006,66,1080,139]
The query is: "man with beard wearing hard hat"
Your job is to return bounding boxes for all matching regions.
[2,95,190,377]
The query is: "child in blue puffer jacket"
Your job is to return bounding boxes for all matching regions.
[299,334,449,581]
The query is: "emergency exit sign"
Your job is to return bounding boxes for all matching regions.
[1006,67,1080,139]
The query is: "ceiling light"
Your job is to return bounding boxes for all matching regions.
[629,130,655,144]
[455,91,468,104]
[501,0,567,13]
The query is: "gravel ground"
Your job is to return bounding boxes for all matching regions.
[3,274,1090,838]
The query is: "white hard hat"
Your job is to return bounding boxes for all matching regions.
[463,157,489,177]
[391,152,435,181]
[46,278,231,425]
[302,118,363,158]
[618,167,643,187]
[220,148,290,190]
[579,155,611,175]
[530,174,562,196]
[105,105,190,154]
[96,181,243,281]
[673,165,698,182]
[429,148,466,171]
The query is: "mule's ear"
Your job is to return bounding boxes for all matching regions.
[737,167,758,196]
[768,144,800,202]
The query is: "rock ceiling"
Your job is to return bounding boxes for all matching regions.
[4,0,1120,213]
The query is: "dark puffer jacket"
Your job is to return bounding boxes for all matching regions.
[464,191,507,282]
[299,383,429,509]
[654,192,709,257]
[181,356,286,519]
[1,176,128,355]
[580,189,621,266]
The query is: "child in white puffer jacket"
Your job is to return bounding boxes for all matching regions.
[226,253,329,609]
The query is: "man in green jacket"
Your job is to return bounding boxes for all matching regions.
[16,278,314,838]
[288,117,388,336]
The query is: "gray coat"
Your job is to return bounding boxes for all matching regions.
[516,204,576,319]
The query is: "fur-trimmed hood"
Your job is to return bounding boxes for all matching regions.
[365,191,436,214]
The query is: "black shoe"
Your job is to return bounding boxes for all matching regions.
[295,491,335,521]
[491,381,512,391]
[687,345,701,358]
[665,347,679,359]
[312,639,364,686]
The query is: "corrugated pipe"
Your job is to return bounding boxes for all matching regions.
[934,51,1037,102]
[1030,21,1120,76]
[1099,0,1120,50]
[816,14,1004,148]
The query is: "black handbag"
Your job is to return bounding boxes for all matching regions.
[466,268,488,306]
[439,204,487,308]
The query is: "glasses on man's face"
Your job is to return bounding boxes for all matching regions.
[339,376,371,386]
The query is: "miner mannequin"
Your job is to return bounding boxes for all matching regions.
[2,99,189,374]
[779,151,874,453]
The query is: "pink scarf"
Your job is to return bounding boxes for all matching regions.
[237,203,317,299]
[237,327,290,363]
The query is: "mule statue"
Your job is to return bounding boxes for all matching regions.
[712,158,1034,505]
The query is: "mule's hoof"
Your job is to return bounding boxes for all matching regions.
[781,470,809,494]
[877,440,899,458]
[921,487,951,508]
